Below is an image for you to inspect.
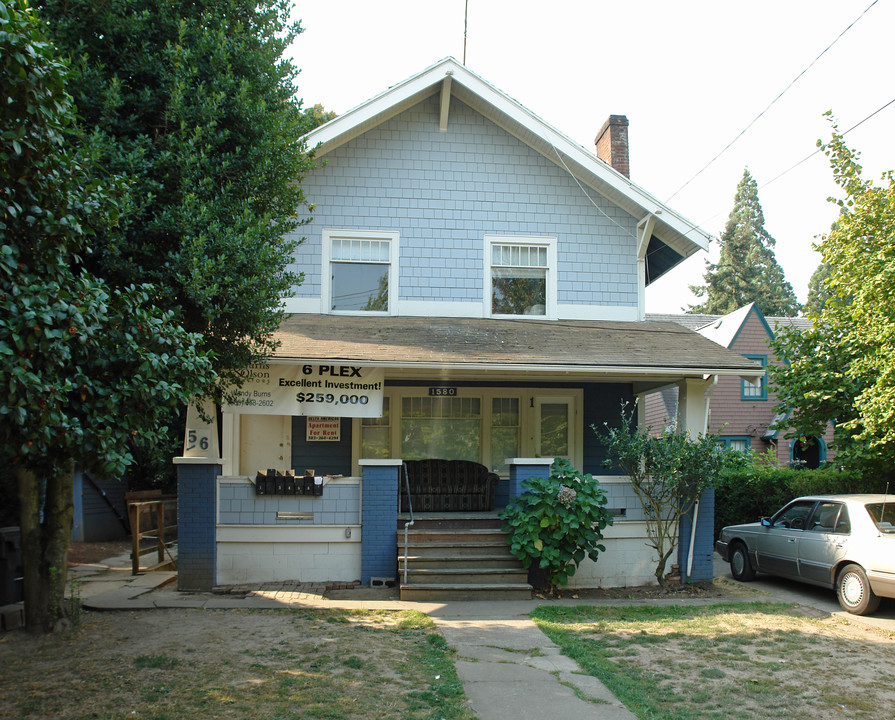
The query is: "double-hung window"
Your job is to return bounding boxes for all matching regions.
[741,354,768,400]
[486,236,556,318]
[324,230,398,313]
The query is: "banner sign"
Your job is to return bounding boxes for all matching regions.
[225,364,384,417]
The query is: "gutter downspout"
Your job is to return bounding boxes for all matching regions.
[687,375,718,579]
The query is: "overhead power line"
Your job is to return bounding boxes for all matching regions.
[665,0,880,203]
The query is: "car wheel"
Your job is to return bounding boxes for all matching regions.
[730,543,756,581]
[836,564,881,615]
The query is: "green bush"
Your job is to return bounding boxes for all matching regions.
[714,460,889,537]
[499,458,614,588]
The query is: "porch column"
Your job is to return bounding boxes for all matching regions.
[360,459,401,585]
[505,458,553,500]
[676,376,717,582]
[174,457,222,591]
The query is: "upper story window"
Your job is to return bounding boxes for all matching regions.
[323,230,398,313]
[741,354,768,401]
[486,236,556,318]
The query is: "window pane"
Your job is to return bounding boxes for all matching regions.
[400,396,481,461]
[361,427,391,458]
[332,238,389,262]
[540,402,569,457]
[491,397,519,474]
[492,268,546,315]
[332,262,388,311]
[361,397,390,458]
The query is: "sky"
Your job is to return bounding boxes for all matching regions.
[287,1,895,314]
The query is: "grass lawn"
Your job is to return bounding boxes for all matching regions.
[532,602,895,720]
[0,608,476,720]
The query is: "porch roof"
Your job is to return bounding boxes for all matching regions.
[272,314,763,383]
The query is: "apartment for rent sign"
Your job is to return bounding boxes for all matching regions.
[225,364,384,417]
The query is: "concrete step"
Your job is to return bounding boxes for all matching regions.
[398,553,517,568]
[396,528,510,544]
[403,567,529,584]
[399,540,513,556]
[397,514,503,531]
[399,583,532,601]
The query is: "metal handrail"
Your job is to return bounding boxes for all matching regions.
[402,462,414,586]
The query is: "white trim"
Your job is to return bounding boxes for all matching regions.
[484,235,558,319]
[282,297,322,314]
[555,303,639,322]
[173,456,224,465]
[396,300,485,318]
[358,458,403,467]
[506,458,553,466]
[394,300,638,321]
[217,526,361,543]
[322,229,400,315]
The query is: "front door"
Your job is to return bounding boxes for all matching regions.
[533,396,577,465]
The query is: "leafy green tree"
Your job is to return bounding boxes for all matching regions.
[771,122,895,475]
[1,0,214,631]
[804,261,833,315]
[595,406,727,589]
[689,169,799,317]
[36,0,316,399]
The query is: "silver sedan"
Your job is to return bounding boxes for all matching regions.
[716,494,895,615]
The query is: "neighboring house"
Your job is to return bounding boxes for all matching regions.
[645,302,834,467]
[175,58,761,593]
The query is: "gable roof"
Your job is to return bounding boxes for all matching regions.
[647,305,812,348]
[303,57,710,280]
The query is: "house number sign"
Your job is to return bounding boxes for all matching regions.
[225,363,385,417]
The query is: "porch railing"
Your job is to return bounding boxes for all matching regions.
[401,462,414,586]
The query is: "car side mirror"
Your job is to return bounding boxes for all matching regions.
[761,518,772,527]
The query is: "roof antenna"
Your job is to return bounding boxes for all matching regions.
[463,0,469,64]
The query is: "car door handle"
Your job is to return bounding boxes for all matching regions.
[788,538,796,543]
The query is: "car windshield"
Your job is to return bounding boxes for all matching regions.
[865,502,895,533]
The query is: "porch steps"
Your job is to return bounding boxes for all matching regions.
[397,513,531,601]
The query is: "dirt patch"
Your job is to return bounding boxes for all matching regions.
[542,577,760,601]
[67,539,132,566]
[535,603,895,720]
[0,608,474,720]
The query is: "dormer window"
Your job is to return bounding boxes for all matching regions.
[486,236,556,318]
[324,230,398,314]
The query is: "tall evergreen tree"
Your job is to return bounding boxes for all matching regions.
[35,0,316,399]
[689,169,799,316]
[804,261,833,315]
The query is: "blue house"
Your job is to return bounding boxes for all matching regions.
[176,58,760,596]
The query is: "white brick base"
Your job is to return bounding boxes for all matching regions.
[566,521,670,588]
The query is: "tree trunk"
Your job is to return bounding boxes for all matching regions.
[15,461,75,633]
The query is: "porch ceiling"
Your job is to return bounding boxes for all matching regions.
[272,315,763,381]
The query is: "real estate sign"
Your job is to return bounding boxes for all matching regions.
[225,363,384,417]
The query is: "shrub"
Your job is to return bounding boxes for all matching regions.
[499,458,614,588]
[714,460,889,537]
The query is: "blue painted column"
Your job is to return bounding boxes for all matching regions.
[677,485,715,582]
[505,458,553,500]
[174,458,222,591]
[360,459,400,585]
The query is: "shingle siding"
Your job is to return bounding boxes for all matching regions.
[293,95,639,308]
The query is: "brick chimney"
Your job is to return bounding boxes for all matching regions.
[595,115,630,178]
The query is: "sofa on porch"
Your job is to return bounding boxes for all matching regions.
[399,459,499,512]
